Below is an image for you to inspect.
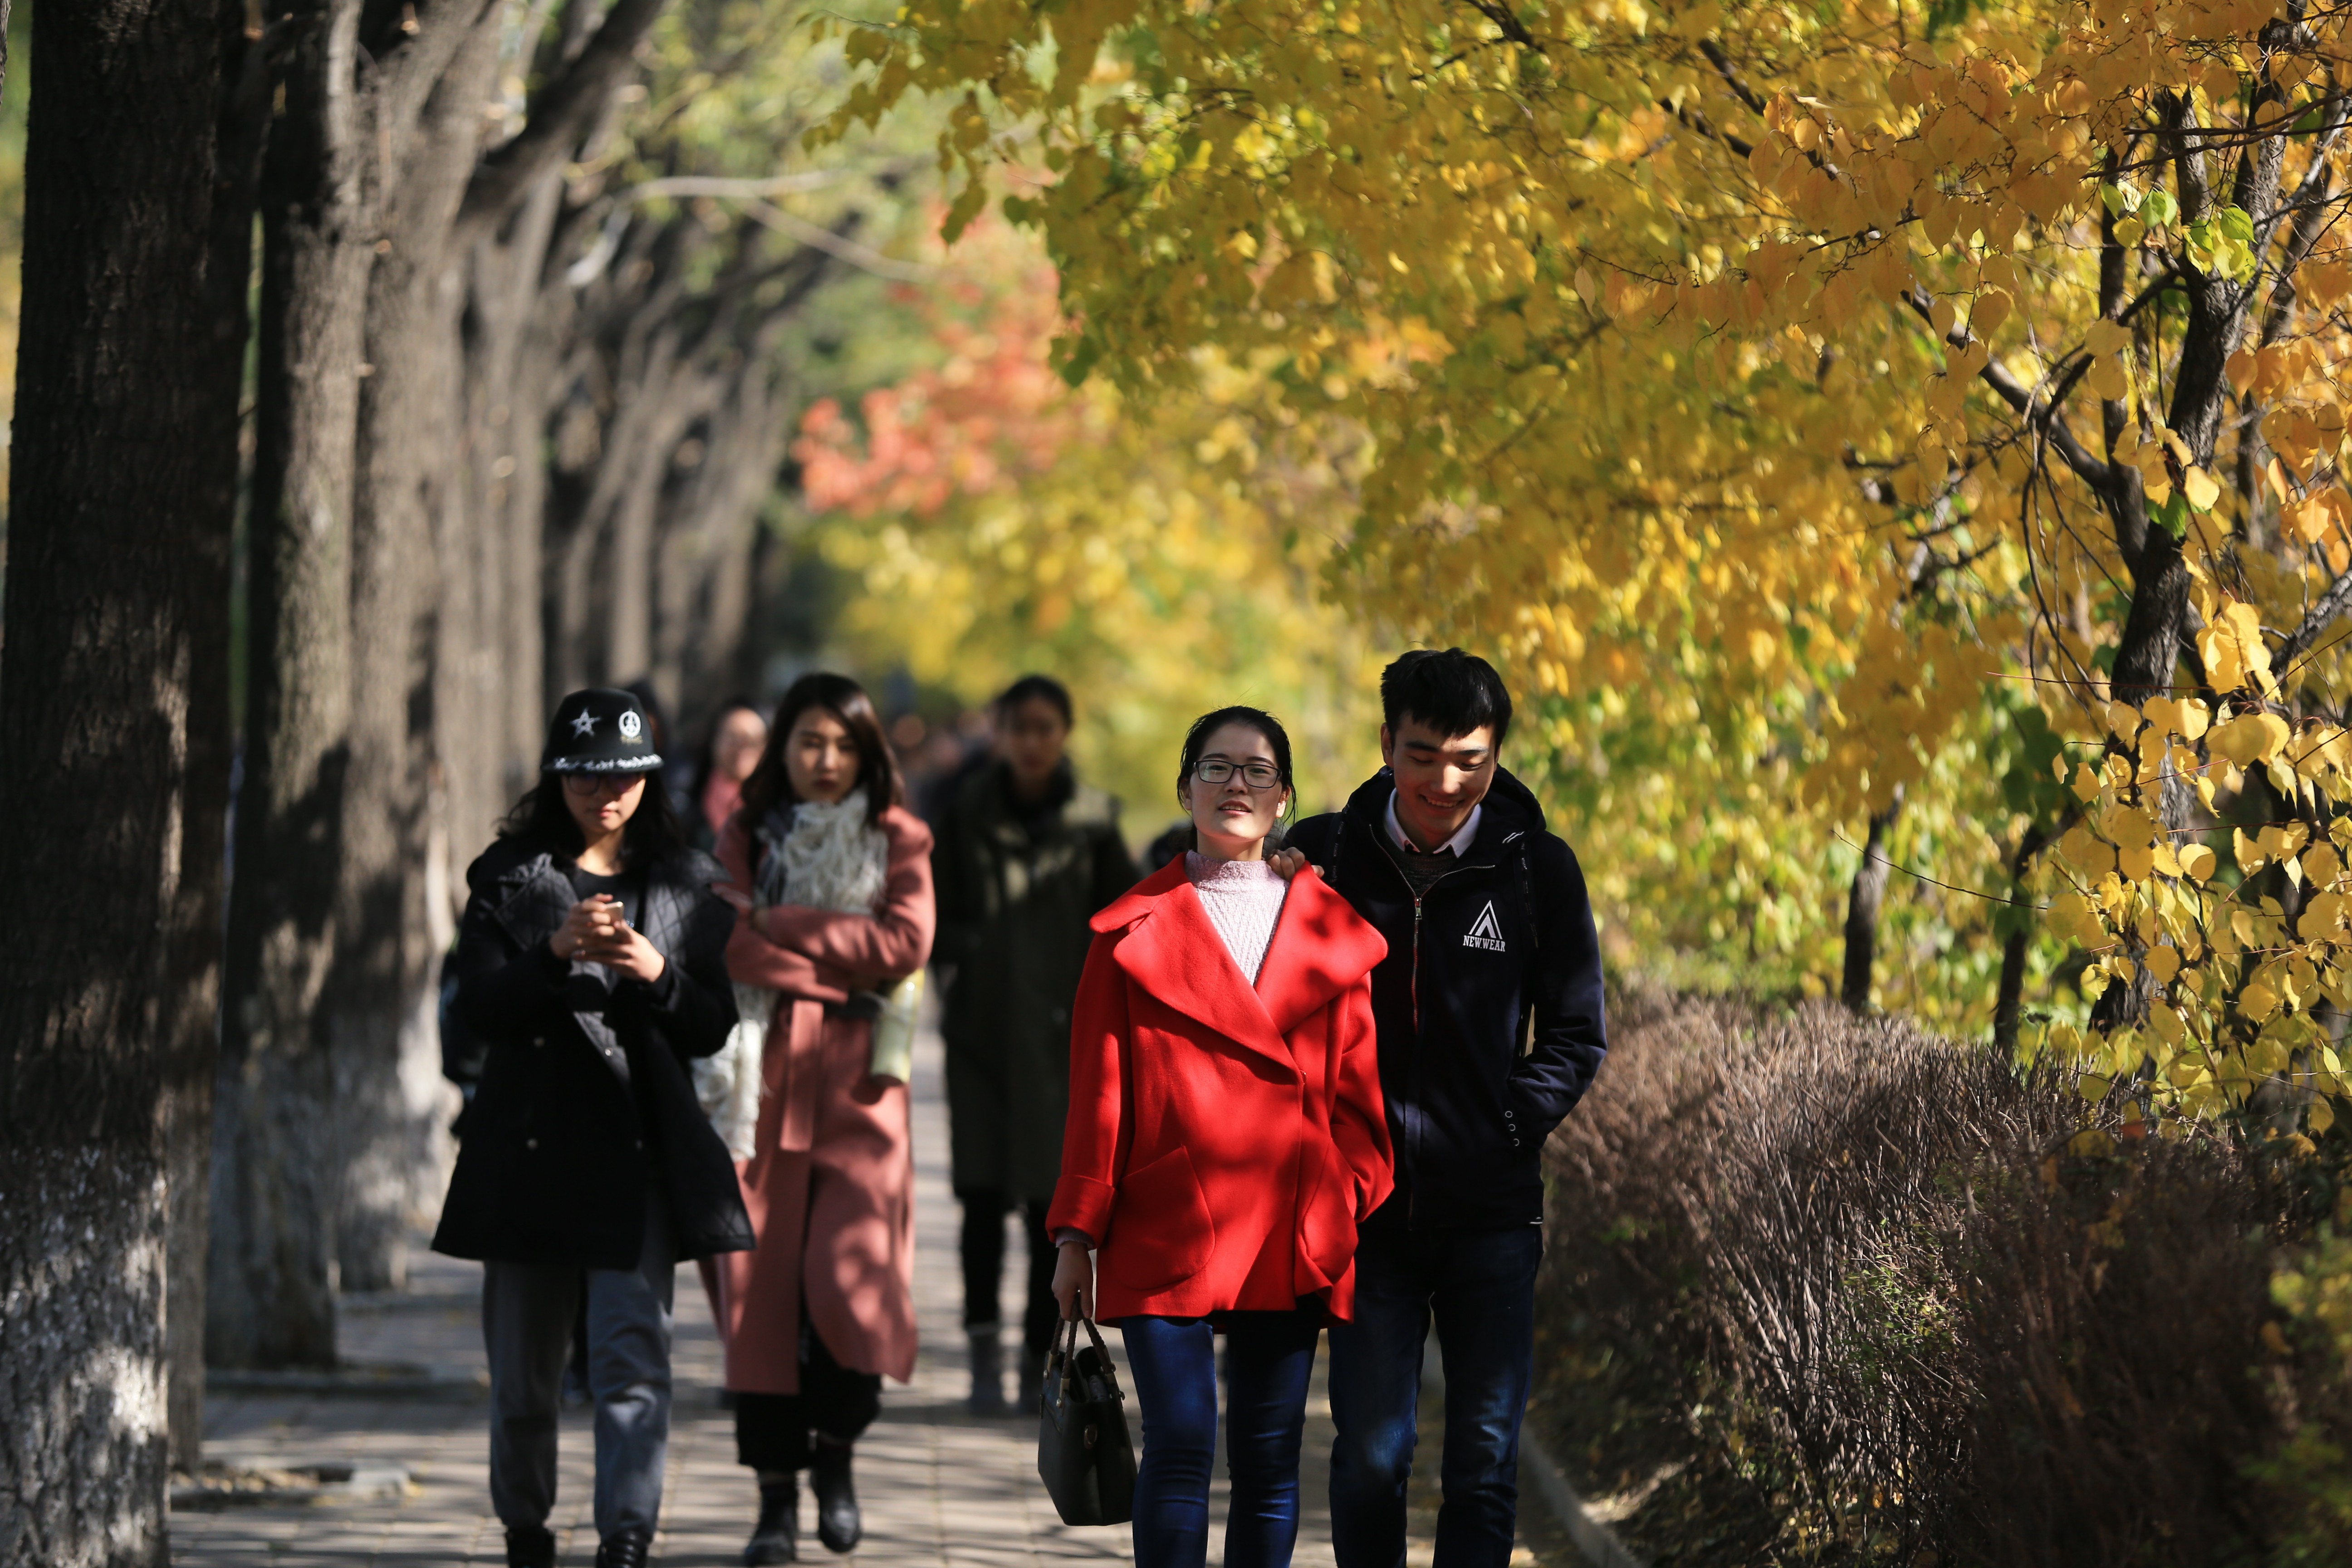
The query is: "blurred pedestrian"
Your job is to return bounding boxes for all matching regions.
[931,674,1137,1412]
[1141,819,1194,873]
[711,673,935,1563]
[1049,705,1393,1568]
[434,687,754,1568]
[620,676,693,818]
[690,696,769,850]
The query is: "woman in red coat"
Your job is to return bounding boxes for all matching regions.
[1049,706,1393,1568]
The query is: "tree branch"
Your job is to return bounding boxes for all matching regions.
[1698,39,1769,117]
[2274,567,2352,673]
[1462,0,1537,49]
[456,0,667,242]
[1904,287,2114,487]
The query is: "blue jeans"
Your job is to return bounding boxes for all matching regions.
[1328,1225,1544,1568]
[1119,1310,1324,1568]
[484,1194,676,1542]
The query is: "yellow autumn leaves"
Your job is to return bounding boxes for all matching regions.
[2043,663,2352,1130]
[804,0,2352,1068]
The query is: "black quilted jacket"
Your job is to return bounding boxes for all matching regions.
[1285,768,1607,1230]
[431,833,755,1268]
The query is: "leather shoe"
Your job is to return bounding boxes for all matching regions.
[966,1325,1006,1415]
[744,1475,799,1564]
[810,1437,861,1553]
[505,1524,556,1568]
[594,1531,651,1568]
[1017,1344,1046,1416]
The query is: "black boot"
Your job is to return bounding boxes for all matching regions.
[966,1325,1006,1415]
[810,1436,861,1553]
[744,1475,799,1565]
[593,1532,650,1568]
[1017,1343,1046,1416]
[505,1524,556,1568]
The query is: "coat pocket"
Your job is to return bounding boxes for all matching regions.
[1296,1136,1360,1283]
[1102,1146,1215,1294]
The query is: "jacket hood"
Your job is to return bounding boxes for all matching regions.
[1336,764,1547,838]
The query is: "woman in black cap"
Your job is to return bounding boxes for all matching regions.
[433,687,756,1568]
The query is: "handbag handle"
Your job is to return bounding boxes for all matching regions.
[1051,1312,1126,1401]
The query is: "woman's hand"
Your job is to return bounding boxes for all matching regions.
[580,918,668,985]
[551,895,624,961]
[1051,1239,1094,1322]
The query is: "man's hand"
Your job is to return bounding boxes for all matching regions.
[1267,847,1308,881]
[1051,1239,1094,1321]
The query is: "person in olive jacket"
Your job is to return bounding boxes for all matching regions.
[930,674,1138,1411]
[434,687,754,1568]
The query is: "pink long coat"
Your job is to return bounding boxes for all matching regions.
[711,804,935,1393]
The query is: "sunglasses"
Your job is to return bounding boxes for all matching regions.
[560,771,650,797]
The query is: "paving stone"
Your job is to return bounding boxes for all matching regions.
[175,1028,1556,1565]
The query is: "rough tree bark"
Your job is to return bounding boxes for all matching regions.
[1992,822,2054,1052]
[1840,794,1901,1014]
[216,0,682,1350]
[541,210,834,715]
[330,0,511,1296]
[215,0,374,1369]
[165,5,278,1463]
[0,0,239,1557]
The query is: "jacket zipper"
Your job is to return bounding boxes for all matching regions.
[1367,820,1498,1229]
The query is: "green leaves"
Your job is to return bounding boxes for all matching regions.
[2185,205,2258,282]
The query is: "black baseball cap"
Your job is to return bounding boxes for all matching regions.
[540,687,663,774]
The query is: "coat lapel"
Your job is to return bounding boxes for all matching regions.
[1256,868,1388,1039]
[1095,860,1298,1077]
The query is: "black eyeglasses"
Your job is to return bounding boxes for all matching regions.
[1193,759,1282,790]
[562,772,647,796]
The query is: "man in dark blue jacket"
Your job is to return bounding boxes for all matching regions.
[1283,649,1607,1568]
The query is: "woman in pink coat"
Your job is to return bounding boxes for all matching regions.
[711,672,934,1564]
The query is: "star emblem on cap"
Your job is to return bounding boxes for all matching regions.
[571,710,599,737]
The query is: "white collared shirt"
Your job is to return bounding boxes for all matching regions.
[1387,789,1481,858]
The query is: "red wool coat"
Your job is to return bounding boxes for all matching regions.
[1047,857,1394,1322]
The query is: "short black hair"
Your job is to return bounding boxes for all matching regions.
[1381,648,1513,748]
[996,673,1073,727]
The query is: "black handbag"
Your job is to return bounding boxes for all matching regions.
[1036,1313,1137,1526]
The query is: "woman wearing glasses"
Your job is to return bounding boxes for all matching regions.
[434,688,755,1568]
[1048,706,1394,1568]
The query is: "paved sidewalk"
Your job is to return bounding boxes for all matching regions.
[173,1029,1567,1566]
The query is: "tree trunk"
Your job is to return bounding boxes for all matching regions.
[1991,825,2051,1054]
[214,0,371,1369]
[215,0,676,1334]
[328,6,511,1293]
[165,5,275,1461]
[1840,795,1901,1013]
[0,0,237,1556]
